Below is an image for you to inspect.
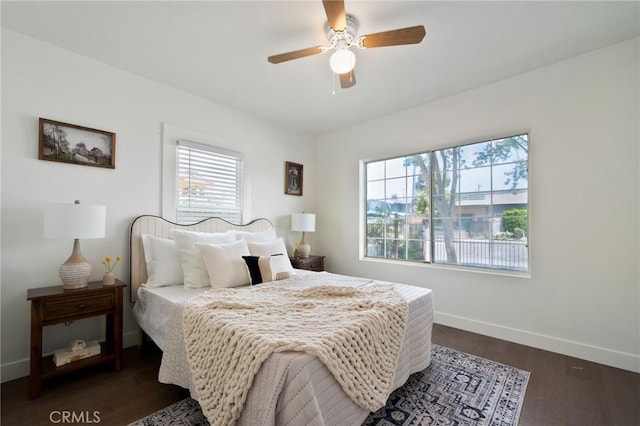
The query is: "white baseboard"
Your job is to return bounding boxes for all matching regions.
[435,311,640,373]
[0,330,141,383]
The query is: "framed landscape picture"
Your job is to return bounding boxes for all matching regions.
[38,118,116,169]
[285,161,303,196]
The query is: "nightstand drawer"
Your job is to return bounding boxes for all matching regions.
[298,258,322,270]
[290,255,325,272]
[42,294,114,321]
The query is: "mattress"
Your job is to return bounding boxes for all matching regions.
[143,271,433,426]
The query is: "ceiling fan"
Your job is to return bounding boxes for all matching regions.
[267,0,426,89]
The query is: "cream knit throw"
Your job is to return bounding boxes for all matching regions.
[182,283,407,426]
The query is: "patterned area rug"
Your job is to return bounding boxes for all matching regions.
[129,344,529,426]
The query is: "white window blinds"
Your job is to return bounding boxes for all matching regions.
[176,140,244,224]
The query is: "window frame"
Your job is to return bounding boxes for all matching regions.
[161,123,249,224]
[362,132,530,274]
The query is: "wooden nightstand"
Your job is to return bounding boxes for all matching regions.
[290,255,325,272]
[26,280,126,398]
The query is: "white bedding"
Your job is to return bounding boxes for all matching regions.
[134,271,433,425]
[132,285,209,350]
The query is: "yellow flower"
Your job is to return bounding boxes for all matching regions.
[102,255,121,272]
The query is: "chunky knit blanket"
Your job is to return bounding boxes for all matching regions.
[181,283,408,426]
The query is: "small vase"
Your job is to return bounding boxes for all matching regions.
[102,271,115,286]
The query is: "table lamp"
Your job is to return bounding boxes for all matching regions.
[44,200,106,289]
[291,213,315,259]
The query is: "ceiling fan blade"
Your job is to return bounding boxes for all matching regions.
[360,25,426,48]
[268,46,324,64]
[339,70,356,89]
[322,0,346,31]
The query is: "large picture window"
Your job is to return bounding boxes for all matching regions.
[365,134,529,272]
[176,140,244,224]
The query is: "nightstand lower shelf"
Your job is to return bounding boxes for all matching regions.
[40,342,115,380]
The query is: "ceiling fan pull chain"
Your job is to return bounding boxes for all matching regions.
[332,72,337,95]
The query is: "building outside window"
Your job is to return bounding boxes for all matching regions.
[365,134,528,272]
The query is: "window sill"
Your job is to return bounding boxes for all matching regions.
[361,256,531,279]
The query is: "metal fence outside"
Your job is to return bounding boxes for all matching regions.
[431,237,528,271]
[366,221,528,272]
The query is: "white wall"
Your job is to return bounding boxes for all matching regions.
[2,28,637,384]
[315,38,640,372]
[0,29,316,382]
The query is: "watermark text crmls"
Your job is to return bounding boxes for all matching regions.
[49,411,101,424]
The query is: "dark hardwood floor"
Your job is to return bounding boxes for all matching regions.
[1,324,638,425]
[434,325,639,426]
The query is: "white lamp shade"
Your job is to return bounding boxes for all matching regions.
[330,49,356,74]
[44,202,106,239]
[291,213,316,232]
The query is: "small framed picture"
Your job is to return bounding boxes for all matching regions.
[39,118,116,169]
[285,161,303,196]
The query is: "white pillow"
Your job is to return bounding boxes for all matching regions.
[270,254,293,280]
[171,229,236,288]
[140,234,183,287]
[228,228,277,243]
[247,238,294,274]
[242,254,292,285]
[197,240,251,288]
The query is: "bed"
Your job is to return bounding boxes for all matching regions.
[130,215,433,426]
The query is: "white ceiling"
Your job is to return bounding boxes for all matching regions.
[2,1,639,135]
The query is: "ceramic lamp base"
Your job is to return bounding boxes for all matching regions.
[59,239,90,289]
[59,263,90,289]
[297,242,311,259]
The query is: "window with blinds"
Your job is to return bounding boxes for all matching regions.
[176,140,244,224]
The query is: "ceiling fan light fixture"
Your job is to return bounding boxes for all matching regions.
[329,48,356,74]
